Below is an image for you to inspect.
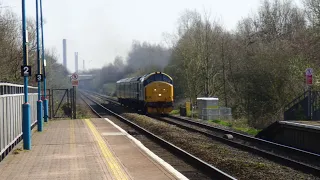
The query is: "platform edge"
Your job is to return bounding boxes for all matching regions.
[104,118,189,180]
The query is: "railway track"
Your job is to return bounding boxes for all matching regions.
[80,91,236,180]
[166,115,320,165]
[86,90,320,177]
[151,115,320,176]
[88,91,119,104]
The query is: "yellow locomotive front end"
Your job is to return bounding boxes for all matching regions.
[145,82,173,114]
[143,72,174,114]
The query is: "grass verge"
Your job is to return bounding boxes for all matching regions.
[208,119,261,136]
[171,109,260,136]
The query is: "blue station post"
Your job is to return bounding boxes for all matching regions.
[21,0,31,150]
[40,0,48,122]
[36,0,43,131]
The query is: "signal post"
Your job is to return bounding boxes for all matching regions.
[306,68,313,120]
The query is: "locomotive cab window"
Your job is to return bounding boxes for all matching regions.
[163,75,172,84]
[154,74,162,81]
[143,73,172,86]
[145,76,153,84]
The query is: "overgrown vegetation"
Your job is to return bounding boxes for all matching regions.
[164,0,320,129]
[170,109,180,115]
[55,102,91,119]
[209,119,261,136]
[61,103,72,117]
[76,105,91,119]
[171,108,260,135]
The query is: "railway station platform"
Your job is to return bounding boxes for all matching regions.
[285,120,320,128]
[256,120,320,155]
[0,118,186,180]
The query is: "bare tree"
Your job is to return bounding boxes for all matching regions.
[304,0,320,27]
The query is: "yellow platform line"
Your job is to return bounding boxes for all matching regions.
[69,120,80,179]
[84,119,129,180]
[70,120,76,151]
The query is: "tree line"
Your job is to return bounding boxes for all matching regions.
[165,0,320,127]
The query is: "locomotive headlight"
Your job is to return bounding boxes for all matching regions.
[158,94,162,97]
[154,89,157,92]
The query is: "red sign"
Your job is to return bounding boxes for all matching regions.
[71,73,78,80]
[306,68,313,86]
[72,80,79,86]
[306,75,313,85]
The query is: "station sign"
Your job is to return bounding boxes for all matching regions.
[71,72,78,80]
[21,65,31,77]
[70,72,79,86]
[35,74,43,82]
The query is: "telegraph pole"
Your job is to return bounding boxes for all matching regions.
[21,0,31,150]
[40,0,48,122]
[36,0,43,131]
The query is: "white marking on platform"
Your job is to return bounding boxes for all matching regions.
[104,118,189,180]
[101,132,126,136]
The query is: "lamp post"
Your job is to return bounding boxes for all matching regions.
[40,0,48,122]
[21,0,31,150]
[36,0,43,131]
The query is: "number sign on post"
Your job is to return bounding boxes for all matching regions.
[21,65,31,77]
[35,74,43,82]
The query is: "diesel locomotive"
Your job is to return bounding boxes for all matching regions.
[116,72,174,114]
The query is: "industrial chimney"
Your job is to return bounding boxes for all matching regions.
[63,39,67,69]
[75,52,79,73]
[83,59,85,71]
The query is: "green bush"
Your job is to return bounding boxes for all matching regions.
[61,103,72,117]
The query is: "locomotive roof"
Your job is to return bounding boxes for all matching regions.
[116,72,172,83]
[116,76,141,83]
[140,72,173,81]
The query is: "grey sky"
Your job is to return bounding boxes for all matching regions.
[1,0,302,73]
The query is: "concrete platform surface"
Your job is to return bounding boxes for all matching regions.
[0,118,186,180]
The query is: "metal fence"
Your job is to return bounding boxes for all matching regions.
[0,82,37,95]
[0,83,37,158]
[200,107,232,120]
